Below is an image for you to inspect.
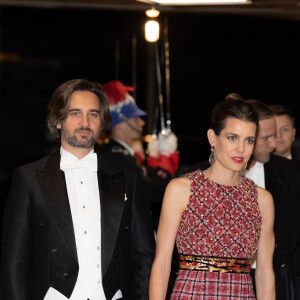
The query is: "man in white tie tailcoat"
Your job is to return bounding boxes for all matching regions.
[2,79,155,300]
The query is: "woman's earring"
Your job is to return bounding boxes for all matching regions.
[209,146,215,165]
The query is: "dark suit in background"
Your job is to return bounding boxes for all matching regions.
[265,155,300,300]
[290,150,300,300]
[99,139,170,200]
[2,150,155,300]
[98,139,171,230]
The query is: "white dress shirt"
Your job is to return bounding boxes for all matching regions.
[245,161,265,189]
[245,161,265,269]
[44,147,122,300]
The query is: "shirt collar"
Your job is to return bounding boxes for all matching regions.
[60,146,97,171]
[112,139,135,156]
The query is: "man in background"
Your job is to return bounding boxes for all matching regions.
[246,99,300,300]
[100,80,179,230]
[269,105,296,159]
[269,104,300,299]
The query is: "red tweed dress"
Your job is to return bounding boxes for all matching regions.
[170,170,262,299]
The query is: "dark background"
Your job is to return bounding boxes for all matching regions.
[0,6,300,198]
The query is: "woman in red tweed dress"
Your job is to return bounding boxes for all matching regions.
[150,94,275,299]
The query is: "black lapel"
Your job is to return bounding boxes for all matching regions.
[97,154,125,277]
[36,150,78,262]
[264,160,282,210]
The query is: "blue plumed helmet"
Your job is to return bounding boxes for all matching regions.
[103,80,147,127]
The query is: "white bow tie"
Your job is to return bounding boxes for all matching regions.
[60,153,98,172]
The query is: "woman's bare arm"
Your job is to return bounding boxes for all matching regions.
[255,187,276,300]
[149,177,190,300]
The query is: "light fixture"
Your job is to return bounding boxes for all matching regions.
[145,20,160,42]
[145,7,160,42]
[138,0,251,4]
[146,7,160,17]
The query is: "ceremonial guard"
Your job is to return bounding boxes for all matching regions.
[99,80,179,228]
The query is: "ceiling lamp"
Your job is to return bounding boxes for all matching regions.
[145,8,160,42]
[146,8,160,17]
[145,20,160,42]
[138,0,250,4]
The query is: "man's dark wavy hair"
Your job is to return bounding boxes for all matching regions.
[47,79,112,142]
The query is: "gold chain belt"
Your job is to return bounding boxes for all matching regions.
[179,254,251,273]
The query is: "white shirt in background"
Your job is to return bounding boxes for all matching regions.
[245,161,265,269]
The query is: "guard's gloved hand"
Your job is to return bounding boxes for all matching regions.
[147,135,159,158]
[158,132,178,157]
[147,131,180,176]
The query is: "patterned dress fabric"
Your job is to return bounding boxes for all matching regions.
[170,170,262,299]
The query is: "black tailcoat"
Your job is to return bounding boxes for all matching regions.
[2,150,155,300]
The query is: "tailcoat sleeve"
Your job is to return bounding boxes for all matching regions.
[2,167,31,300]
[130,170,155,299]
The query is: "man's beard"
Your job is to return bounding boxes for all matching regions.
[61,126,100,149]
